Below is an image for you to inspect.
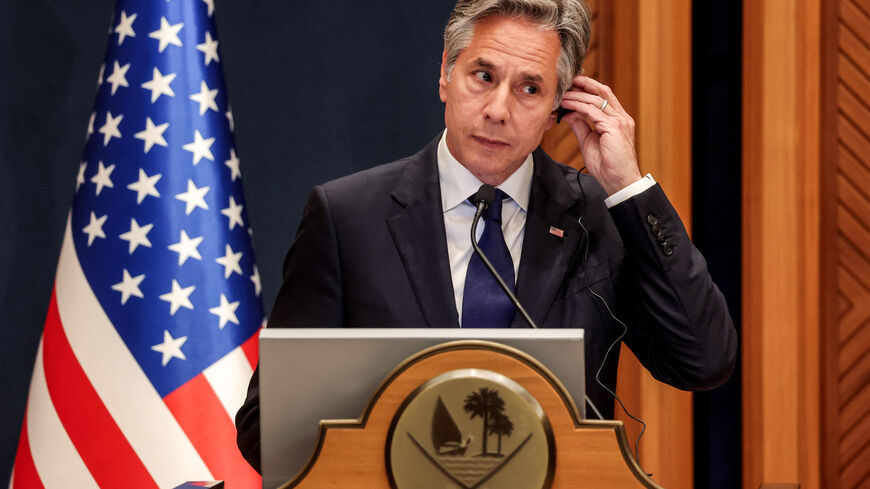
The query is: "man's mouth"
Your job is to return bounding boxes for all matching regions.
[472,135,510,148]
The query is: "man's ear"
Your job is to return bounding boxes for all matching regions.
[439,50,449,103]
[545,109,556,131]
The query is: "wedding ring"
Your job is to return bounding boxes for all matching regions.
[600,99,608,111]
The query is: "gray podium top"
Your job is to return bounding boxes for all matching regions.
[258,328,585,489]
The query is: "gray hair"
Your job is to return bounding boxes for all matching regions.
[444,0,591,109]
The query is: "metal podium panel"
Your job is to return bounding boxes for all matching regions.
[258,328,584,489]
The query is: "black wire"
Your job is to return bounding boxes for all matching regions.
[575,169,648,471]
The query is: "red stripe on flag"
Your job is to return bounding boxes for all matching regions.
[11,413,45,489]
[164,374,261,488]
[240,330,259,370]
[41,292,159,489]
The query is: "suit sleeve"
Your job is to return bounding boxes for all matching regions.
[235,185,344,472]
[607,184,737,390]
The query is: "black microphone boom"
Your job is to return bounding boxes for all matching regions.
[470,184,537,329]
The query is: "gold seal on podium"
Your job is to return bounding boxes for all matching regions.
[386,368,555,489]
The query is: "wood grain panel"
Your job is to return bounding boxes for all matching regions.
[742,1,823,488]
[839,56,870,108]
[541,2,694,488]
[839,115,870,160]
[820,0,870,487]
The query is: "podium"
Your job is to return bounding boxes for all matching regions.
[274,340,662,489]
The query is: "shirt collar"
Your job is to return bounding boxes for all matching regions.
[437,130,533,213]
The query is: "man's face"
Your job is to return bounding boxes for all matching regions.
[439,15,561,186]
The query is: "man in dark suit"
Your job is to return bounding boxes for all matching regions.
[236,0,737,472]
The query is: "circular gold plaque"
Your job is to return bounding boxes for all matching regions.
[386,368,555,489]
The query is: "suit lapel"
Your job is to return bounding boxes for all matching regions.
[511,149,584,328]
[386,136,460,328]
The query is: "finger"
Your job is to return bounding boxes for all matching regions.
[564,111,593,142]
[561,98,609,126]
[571,76,626,113]
[561,91,609,112]
[562,95,635,141]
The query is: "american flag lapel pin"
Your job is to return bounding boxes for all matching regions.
[549,226,565,238]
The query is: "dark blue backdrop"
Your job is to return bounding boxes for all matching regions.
[0,1,741,486]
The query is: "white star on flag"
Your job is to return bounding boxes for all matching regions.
[119,218,154,254]
[209,294,240,329]
[91,161,116,196]
[127,168,162,204]
[225,148,241,181]
[182,130,215,165]
[215,244,243,278]
[226,109,234,131]
[97,63,105,87]
[141,67,176,103]
[114,10,137,45]
[151,330,188,366]
[251,264,262,296]
[221,196,245,230]
[87,112,96,138]
[76,162,87,191]
[106,61,131,95]
[111,269,145,304]
[82,212,108,246]
[159,279,195,315]
[189,81,219,116]
[98,111,123,146]
[197,31,220,66]
[202,0,215,16]
[175,179,210,214]
[134,117,169,153]
[168,230,204,265]
[149,16,183,52]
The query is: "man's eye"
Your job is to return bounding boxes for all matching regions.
[475,71,492,82]
[522,85,539,95]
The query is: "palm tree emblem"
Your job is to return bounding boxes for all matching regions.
[393,374,546,489]
[489,412,514,455]
[463,387,512,456]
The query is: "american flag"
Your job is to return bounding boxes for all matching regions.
[10,0,262,487]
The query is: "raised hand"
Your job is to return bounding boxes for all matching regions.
[559,76,641,196]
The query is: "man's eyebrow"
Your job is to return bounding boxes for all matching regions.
[471,58,544,83]
[519,72,544,83]
[472,58,496,70]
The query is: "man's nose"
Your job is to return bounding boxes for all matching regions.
[484,84,511,124]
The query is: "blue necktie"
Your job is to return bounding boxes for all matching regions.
[462,189,516,328]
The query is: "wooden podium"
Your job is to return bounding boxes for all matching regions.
[276,340,663,489]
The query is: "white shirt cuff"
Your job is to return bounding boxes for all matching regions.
[604,174,656,208]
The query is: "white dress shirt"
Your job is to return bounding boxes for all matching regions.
[436,130,655,324]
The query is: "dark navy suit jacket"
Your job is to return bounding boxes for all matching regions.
[235,134,737,472]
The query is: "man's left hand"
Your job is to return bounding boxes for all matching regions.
[559,76,641,196]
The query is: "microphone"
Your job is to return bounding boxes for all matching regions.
[470,184,537,329]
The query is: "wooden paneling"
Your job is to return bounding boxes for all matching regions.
[820,0,870,487]
[742,1,822,488]
[540,1,694,488]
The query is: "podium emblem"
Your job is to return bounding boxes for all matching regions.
[386,369,554,489]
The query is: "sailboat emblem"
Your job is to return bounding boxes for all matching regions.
[387,369,554,489]
[431,396,473,455]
